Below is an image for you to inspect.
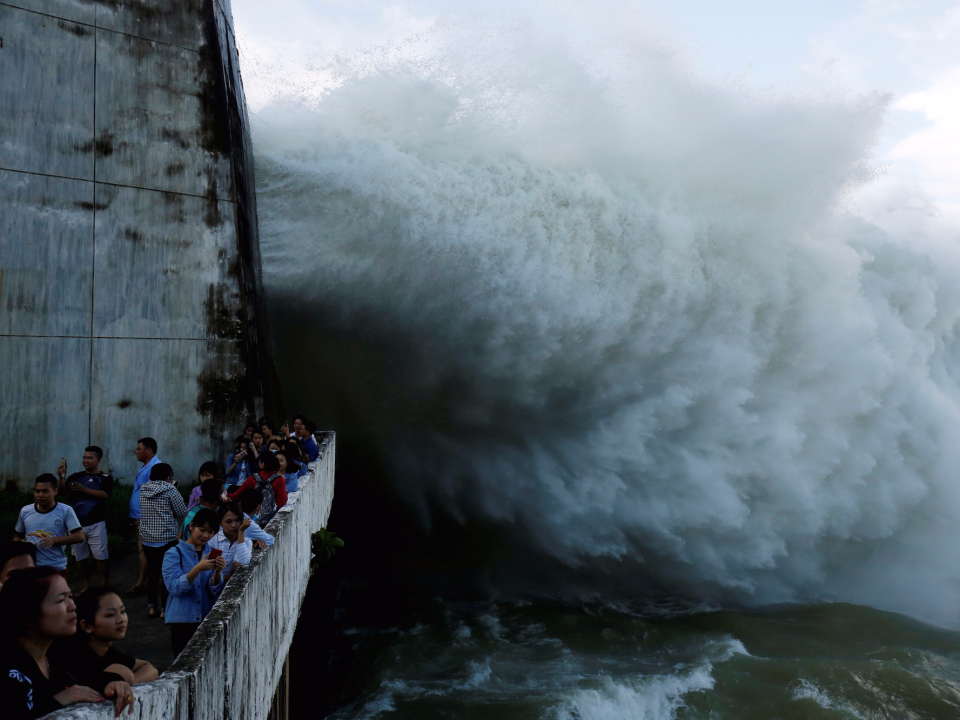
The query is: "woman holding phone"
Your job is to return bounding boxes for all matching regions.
[161,508,227,657]
[208,502,252,576]
[225,437,255,490]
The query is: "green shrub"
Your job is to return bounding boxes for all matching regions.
[310,528,345,572]
[0,487,33,537]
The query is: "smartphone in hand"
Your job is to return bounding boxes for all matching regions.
[208,549,223,560]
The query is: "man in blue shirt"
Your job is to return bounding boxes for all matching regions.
[57,445,113,593]
[297,420,320,462]
[126,437,159,596]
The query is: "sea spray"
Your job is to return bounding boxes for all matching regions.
[246,8,960,626]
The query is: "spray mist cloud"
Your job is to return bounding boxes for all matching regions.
[248,10,960,626]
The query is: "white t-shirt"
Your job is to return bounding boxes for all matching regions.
[15,503,82,570]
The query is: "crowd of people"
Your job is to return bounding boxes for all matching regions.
[0,416,321,719]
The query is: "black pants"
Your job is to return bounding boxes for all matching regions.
[143,541,176,608]
[170,622,200,657]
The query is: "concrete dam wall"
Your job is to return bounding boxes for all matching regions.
[46,431,337,720]
[0,0,277,487]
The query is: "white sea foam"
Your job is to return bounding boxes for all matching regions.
[553,637,746,719]
[249,4,960,626]
[554,667,715,720]
[353,679,404,719]
[709,637,751,662]
[792,678,834,709]
[459,658,494,689]
[792,678,866,719]
[478,613,505,641]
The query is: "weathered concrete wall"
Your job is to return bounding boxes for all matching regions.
[46,431,336,720]
[0,0,277,487]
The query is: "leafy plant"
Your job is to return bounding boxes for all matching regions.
[311,528,345,571]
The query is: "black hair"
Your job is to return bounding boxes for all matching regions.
[243,424,257,435]
[293,414,306,423]
[149,463,174,481]
[198,460,220,480]
[217,501,243,524]
[138,437,158,454]
[189,508,218,532]
[84,446,104,460]
[0,541,36,571]
[35,473,57,489]
[200,478,223,504]
[0,566,62,638]
[261,418,277,434]
[238,488,264,515]
[275,450,300,474]
[234,435,247,447]
[75,586,121,631]
[283,440,304,462]
[304,420,318,434]
[267,439,282,450]
[251,430,264,440]
[258,453,280,472]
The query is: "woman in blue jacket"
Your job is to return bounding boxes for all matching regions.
[276,449,302,493]
[162,508,227,657]
[225,437,256,490]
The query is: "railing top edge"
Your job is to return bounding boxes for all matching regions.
[42,432,336,719]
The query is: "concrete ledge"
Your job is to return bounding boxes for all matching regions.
[45,431,336,720]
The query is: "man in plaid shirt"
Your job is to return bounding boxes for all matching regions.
[139,463,187,619]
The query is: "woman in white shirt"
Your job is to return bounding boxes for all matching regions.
[207,503,252,576]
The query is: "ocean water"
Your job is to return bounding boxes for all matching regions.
[245,4,960,716]
[324,592,960,720]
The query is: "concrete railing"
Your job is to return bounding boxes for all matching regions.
[48,431,336,720]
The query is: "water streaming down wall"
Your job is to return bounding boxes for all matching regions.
[0,0,278,487]
[45,431,336,720]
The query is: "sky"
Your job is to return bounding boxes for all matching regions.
[231,0,960,227]
[655,0,960,227]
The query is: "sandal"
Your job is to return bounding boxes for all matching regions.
[125,585,147,597]
[148,608,161,620]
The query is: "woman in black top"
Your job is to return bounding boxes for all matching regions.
[50,587,158,686]
[0,568,135,718]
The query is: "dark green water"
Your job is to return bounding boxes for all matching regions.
[328,595,960,719]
